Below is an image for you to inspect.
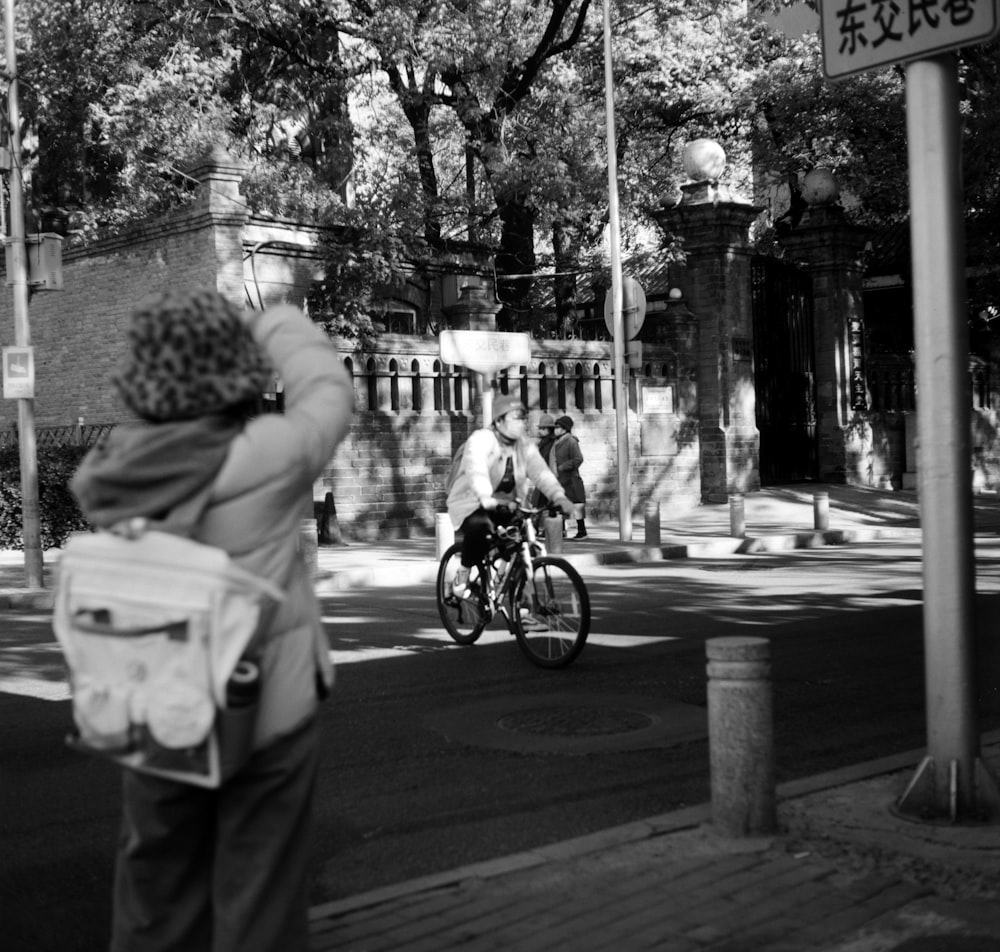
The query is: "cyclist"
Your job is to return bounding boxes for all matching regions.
[446,394,574,596]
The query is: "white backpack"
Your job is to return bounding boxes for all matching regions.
[53,523,283,787]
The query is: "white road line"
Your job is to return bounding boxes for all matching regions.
[1,630,675,700]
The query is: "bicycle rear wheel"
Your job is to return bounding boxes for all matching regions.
[437,542,489,645]
[512,556,590,668]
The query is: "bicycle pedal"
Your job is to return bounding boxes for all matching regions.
[520,616,549,632]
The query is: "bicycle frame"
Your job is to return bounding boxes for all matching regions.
[436,501,589,667]
[485,505,547,627]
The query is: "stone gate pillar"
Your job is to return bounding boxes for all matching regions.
[779,170,871,483]
[185,144,251,303]
[443,282,501,331]
[654,140,762,501]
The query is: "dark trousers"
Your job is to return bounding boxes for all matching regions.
[459,507,515,568]
[110,718,319,952]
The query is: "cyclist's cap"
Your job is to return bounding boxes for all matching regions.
[492,394,526,422]
[538,413,555,429]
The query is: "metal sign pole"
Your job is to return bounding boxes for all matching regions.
[480,373,493,428]
[4,0,43,588]
[603,0,630,541]
[896,54,985,819]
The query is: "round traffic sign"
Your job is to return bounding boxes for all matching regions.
[604,277,646,339]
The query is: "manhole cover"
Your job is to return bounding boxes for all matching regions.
[497,706,653,737]
[425,692,707,754]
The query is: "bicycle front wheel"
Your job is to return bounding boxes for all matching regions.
[437,542,488,645]
[512,556,590,668]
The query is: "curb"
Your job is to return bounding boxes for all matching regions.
[0,589,54,610]
[308,729,1000,923]
[563,525,921,569]
[308,525,922,593]
[0,525,923,606]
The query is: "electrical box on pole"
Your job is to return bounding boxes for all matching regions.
[5,233,64,290]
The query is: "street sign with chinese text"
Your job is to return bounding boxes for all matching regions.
[439,330,531,374]
[820,0,999,80]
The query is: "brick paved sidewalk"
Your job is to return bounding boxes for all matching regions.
[306,827,938,952]
[307,743,1000,952]
[308,818,1000,952]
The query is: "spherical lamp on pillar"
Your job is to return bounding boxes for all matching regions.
[799,168,842,224]
[682,138,727,183]
[801,168,840,206]
[680,139,729,203]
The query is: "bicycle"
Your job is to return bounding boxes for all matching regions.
[436,502,591,668]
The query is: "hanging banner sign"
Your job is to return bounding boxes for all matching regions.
[2,346,34,399]
[439,330,532,374]
[820,0,1000,80]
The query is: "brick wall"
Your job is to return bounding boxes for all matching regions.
[324,348,702,540]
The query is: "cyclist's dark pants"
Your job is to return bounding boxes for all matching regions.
[459,507,515,568]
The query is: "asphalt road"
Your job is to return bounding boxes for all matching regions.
[3,539,1000,952]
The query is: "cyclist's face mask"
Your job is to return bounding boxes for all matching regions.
[494,411,526,442]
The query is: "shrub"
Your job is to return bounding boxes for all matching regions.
[0,444,92,550]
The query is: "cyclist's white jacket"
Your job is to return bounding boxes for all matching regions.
[447,426,569,529]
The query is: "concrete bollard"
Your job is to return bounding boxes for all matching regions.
[436,513,455,559]
[299,493,319,577]
[644,501,661,547]
[729,493,746,539]
[299,521,318,577]
[706,636,776,837]
[543,513,564,554]
[813,490,830,531]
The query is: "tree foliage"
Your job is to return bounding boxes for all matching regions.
[7,0,1000,336]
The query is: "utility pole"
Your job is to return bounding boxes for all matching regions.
[4,0,43,587]
[603,0,630,541]
[895,54,998,821]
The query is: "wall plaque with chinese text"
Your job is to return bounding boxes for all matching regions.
[3,346,34,399]
[820,0,999,80]
[641,386,674,415]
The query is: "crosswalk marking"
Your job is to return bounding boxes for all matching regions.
[1,629,677,701]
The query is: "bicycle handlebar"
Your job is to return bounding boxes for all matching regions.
[495,500,559,518]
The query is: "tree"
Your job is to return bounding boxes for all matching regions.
[341,0,762,329]
[743,10,1000,323]
[18,0,1000,344]
[742,21,908,238]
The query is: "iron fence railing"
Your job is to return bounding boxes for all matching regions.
[0,422,116,450]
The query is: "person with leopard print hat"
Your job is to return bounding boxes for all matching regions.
[71,288,354,952]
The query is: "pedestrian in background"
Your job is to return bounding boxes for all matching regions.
[529,412,557,510]
[71,289,354,952]
[552,415,587,539]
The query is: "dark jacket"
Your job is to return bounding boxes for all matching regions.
[551,432,585,504]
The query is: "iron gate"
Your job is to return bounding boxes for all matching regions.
[751,256,817,485]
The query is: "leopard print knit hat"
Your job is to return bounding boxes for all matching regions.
[113,289,272,422]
